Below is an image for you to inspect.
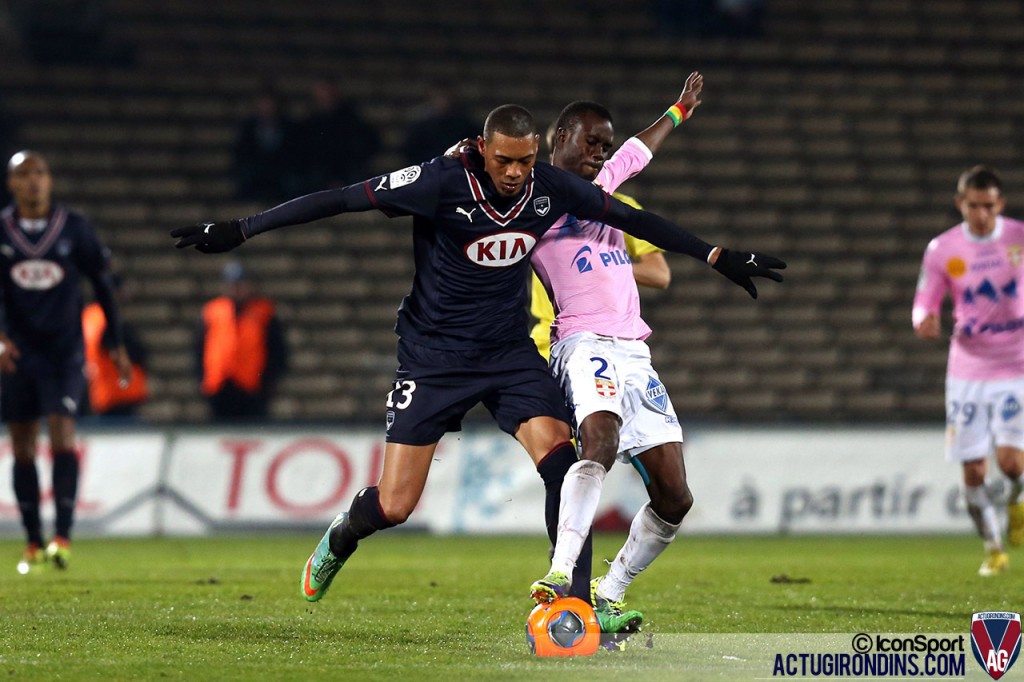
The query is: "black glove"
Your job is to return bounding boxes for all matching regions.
[170,220,245,253]
[712,248,786,299]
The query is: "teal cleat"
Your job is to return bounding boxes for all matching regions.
[529,570,570,604]
[591,577,644,650]
[301,513,348,602]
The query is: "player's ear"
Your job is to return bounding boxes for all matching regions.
[476,135,486,155]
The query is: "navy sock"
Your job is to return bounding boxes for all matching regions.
[329,487,396,560]
[52,450,79,540]
[537,442,594,604]
[13,460,43,546]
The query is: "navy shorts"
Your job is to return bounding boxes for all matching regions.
[0,347,86,422]
[385,337,571,445]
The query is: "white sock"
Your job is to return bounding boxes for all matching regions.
[550,460,606,577]
[598,502,680,603]
[964,485,1003,552]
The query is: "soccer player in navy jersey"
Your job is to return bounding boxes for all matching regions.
[172,105,784,621]
[1,151,130,572]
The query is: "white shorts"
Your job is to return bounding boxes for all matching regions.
[945,375,1024,463]
[550,332,683,461]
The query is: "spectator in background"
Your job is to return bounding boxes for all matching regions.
[399,82,477,166]
[232,88,296,203]
[913,165,1024,577]
[8,0,133,66]
[295,78,380,192]
[716,0,765,37]
[82,273,149,418]
[655,0,764,38]
[195,260,287,421]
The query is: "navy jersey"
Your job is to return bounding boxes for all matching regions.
[363,152,661,349]
[240,150,712,351]
[0,204,114,356]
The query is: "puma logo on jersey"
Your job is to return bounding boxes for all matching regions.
[456,207,477,222]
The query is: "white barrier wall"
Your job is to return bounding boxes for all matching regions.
[0,426,986,537]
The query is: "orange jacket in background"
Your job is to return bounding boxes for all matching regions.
[82,302,149,413]
[201,296,276,396]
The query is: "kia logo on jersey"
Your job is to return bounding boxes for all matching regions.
[464,231,537,267]
[11,259,65,290]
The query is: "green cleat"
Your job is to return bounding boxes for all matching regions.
[16,543,46,575]
[301,513,348,602]
[590,577,644,650]
[46,536,71,570]
[529,570,570,604]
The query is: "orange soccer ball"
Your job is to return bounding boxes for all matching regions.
[525,597,600,657]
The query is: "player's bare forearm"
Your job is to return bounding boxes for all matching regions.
[0,332,20,373]
[631,252,671,289]
[635,71,703,155]
[914,314,941,339]
[113,345,132,387]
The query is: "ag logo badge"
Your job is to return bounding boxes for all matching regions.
[971,611,1021,680]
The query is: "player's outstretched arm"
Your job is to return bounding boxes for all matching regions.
[707,247,786,299]
[591,192,785,299]
[171,183,379,253]
[634,71,703,155]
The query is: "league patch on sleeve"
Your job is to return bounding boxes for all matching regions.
[389,166,422,189]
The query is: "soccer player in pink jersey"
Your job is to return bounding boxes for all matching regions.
[529,73,782,630]
[913,165,1024,576]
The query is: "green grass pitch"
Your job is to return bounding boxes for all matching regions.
[0,534,1018,680]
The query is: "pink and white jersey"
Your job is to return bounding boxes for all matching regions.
[531,137,654,345]
[913,216,1024,380]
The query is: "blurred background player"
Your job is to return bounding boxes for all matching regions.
[912,165,1024,576]
[530,76,713,634]
[194,260,288,421]
[82,272,149,418]
[0,150,130,572]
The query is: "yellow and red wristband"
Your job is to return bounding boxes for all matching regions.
[665,102,688,127]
